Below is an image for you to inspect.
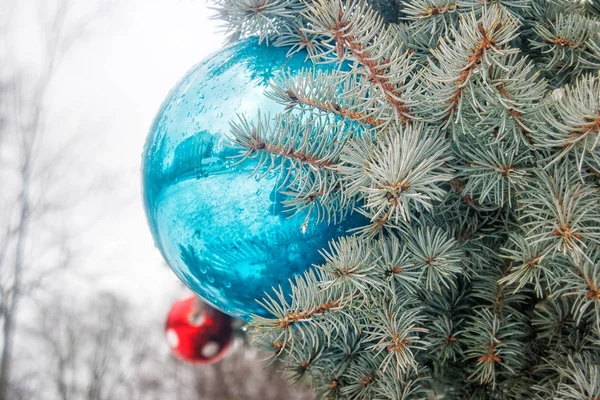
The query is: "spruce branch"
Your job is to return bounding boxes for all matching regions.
[529,13,600,85]
[338,353,383,399]
[534,75,600,173]
[457,0,530,18]
[532,297,577,344]
[251,269,353,349]
[212,1,600,398]
[266,68,385,127]
[303,0,418,122]
[454,138,532,208]
[279,338,330,384]
[447,178,486,210]
[470,262,530,316]
[348,208,397,240]
[372,372,428,400]
[499,234,572,297]
[562,250,600,334]
[340,124,453,225]
[426,317,465,364]
[517,162,600,259]
[376,235,422,296]
[229,111,354,224]
[212,0,306,42]
[317,236,388,305]
[394,22,440,61]
[465,55,547,145]
[280,172,350,226]
[404,225,463,292]
[554,354,600,400]
[400,0,459,41]
[421,6,521,126]
[230,111,345,171]
[463,308,528,387]
[421,278,472,322]
[524,0,585,26]
[273,17,331,58]
[365,300,429,378]
[588,0,600,17]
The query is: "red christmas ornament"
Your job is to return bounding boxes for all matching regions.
[165,295,233,364]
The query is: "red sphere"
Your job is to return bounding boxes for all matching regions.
[165,296,233,364]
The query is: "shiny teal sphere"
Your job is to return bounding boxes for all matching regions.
[142,38,359,321]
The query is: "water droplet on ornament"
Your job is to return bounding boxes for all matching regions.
[194,230,202,239]
[200,265,207,274]
[224,281,231,288]
[207,275,215,283]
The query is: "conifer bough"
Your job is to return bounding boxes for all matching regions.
[214,0,600,398]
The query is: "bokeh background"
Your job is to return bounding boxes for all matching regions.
[0,1,312,398]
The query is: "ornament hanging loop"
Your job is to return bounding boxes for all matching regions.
[188,297,206,326]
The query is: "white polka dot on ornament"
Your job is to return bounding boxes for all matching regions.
[166,328,179,348]
[201,341,220,358]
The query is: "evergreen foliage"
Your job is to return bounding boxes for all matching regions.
[214,0,600,398]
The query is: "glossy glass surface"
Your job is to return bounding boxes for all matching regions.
[142,38,359,321]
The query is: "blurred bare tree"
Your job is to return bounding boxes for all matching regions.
[32,292,155,400]
[0,1,314,398]
[0,1,112,398]
[33,292,127,400]
[26,289,313,400]
[190,345,313,400]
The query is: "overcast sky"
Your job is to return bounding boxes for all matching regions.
[43,0,227,315]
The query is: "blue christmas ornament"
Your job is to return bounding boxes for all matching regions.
[142,38,360,321]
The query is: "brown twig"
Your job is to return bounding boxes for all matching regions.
[246,129,336,169]
[284,89,383,126]
[278,300,341,329]
[446,22,501,119]
[328,11,413,121]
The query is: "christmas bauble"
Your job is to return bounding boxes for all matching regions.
[142,38,360,321]
[165,296,233,364]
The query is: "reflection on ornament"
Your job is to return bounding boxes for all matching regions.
[143,38,361,321]
[165,296,233,364]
